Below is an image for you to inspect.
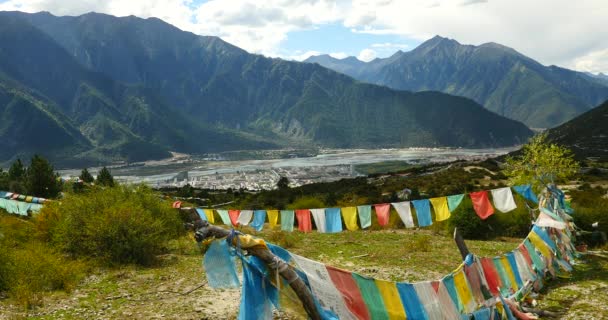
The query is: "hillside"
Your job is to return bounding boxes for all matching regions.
[547,99,608,161]
[305,36,608,128]
[0,12,532,166]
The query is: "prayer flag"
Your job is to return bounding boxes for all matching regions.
[237,210,253,226]
[447,194,465,212]
[491,187,517,213]
[216,210,232,225]
[326,266,371,320]
[396,282,427,320]
[311,208,327,233]
[357,205,372,229]
[325,208,343,233]
[391,202,414,228]
[341,207,359,231]
[204,209,215,224]
[295,209,312,233]
[280,210,295,232]
[375,279,406,319]
[512,185,539,203]
[250,210,266,231]
[429,197,450,221]
[267,210,279,228]
[352,273,389,319]
[374,204,391,227]
[412,199,432,227]
[470,191,495,219]
[228,210,240,226]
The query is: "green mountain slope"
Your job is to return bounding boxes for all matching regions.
[305,36,608,128]
[547,100,608,161]
[0,12,533,166]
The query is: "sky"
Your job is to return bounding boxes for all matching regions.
[0,0,607,74]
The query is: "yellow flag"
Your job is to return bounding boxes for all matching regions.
[341,207,359,231]
[204,209,215,224]
[500,256,518,291]
[375,279,406,319]
[430,197,450,221]
[267,210,279,228]
[453,267,475,313]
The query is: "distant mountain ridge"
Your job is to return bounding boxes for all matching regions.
[305,36,608,128]
[547,99,608,161]
[0,12,532,167]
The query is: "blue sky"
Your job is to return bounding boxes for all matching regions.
[0,0,607,73]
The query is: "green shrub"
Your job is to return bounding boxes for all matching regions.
[37,184,183,266]
[446,198,493,240]
[0,214,86,308]
[6,243,86,308]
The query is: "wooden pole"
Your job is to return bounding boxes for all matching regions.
[453,227,470,260]
[194,221,321,320]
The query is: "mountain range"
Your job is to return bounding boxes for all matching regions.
[0,11,532,167]
[305,36,608,128]
[547,99,608,161]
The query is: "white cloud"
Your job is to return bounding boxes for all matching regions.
[357,48,376,62]
[371,42,409,49]
[329,52,349,59]
[1,0,607,72]
[287,50,322,61]
[572,49,608,75]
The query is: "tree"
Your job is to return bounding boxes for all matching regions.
[8,158,25,181]
[79,168,95,183]
[25,155,62,198]
[96,167,115,187]
[276,176,289,190]
[503,133,580,193]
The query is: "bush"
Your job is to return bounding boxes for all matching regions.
[37,185,183,266]
[0,214,86,308]
[446,197,493,240]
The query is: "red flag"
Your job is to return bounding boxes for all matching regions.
[326,266,371,320]
[295,209,312,232]
[374,203,390,226]
[469,191,494,219]
[228,210,240,226]
[480,257,501,296]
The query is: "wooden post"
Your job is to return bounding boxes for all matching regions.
[194,221,321,320]
[453,227,470,260]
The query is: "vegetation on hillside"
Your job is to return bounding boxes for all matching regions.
[0,155,62,198]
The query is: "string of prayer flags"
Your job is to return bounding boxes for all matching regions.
[295,209,312,232]
[203,199,577,320]
[190,185,546,232]
[374,203,391,227]
[267,210,279,228]
[391,201,415,228]
[341,207,359,231]
[237,210,253,226]
[447,194,465,212]
[491,187,517,213]
[325,208,343,233]
[412,199,433,227]
[250,210,266,231]
[470,191,495,219]
[357,205,372,229]
[310,208,327,233]
[430,197,451,221]
[280,210,295,232]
